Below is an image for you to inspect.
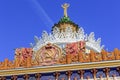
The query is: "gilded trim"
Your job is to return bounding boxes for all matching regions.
[0,60,120,76]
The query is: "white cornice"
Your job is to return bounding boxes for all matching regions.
[31,27,104,53]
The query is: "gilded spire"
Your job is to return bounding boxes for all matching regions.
[61,3,70,17]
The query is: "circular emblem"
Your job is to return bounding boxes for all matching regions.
[35,43,62,65]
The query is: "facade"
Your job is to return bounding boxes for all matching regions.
[0,3,120,80]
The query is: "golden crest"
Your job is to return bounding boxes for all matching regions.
[34,43,62,65]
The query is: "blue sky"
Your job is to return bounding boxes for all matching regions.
[0,0,120,61]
